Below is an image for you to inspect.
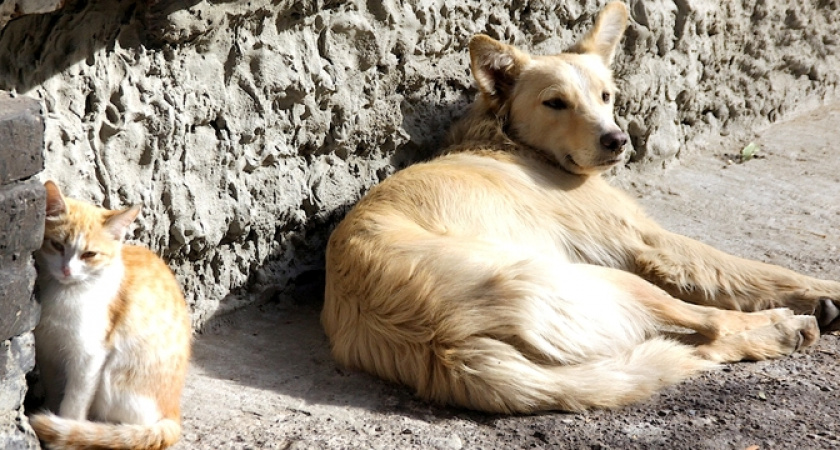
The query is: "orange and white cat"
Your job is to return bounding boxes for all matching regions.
[29,180,191,450]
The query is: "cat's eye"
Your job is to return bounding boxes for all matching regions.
[81,251,98,260]
[601,91,611,103]
[542,98,568,110]
[49,240,64,253]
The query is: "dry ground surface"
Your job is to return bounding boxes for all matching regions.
[176,102,840,450]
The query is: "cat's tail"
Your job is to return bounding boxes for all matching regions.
[29,412,181,450]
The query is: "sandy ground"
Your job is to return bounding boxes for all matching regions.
[176,102,840,450]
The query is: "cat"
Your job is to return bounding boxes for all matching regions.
[29,180,191,450]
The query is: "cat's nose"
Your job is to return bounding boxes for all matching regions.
[62,266,71,277]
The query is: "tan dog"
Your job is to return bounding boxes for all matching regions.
[322,2,840,414]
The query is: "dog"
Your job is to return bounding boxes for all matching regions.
[321,2,840,413]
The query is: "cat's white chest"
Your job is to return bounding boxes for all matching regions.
[35,262,124,357]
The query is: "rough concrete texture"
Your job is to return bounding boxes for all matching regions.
[0,0,64,30]
[176,101,840,449]
[0,0,838,326]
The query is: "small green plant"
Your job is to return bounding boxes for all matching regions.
[740,142,760,162]
[722,142,763,165]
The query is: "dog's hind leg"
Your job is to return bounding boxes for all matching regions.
[326,232,716,413]
[633,227,840,331]
[426,262,815,413]
[592,265,820,362]
[412,257,718,413]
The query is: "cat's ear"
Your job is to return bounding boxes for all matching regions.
[43,181,67,218]
[103,204,142,241]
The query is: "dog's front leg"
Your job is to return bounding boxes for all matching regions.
[632,228,840,331]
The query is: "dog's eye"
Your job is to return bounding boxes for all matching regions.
[542,99,568,110]
[601,92,611,103]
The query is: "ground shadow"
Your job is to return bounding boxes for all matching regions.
[186,296,840,448]
[191,301,470,420]
[189,93,479,422]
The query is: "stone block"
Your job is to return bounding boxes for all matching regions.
[0,179,44,343]
[0,333,36,412]
[0,334,39,450]
[0,180,45,263]
[0,427,40,450]
[0,93,42,449]
[0,262,39,343]
[0,94,43,185]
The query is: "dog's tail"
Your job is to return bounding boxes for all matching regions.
[29,412,180,450]
[426,335,714,413]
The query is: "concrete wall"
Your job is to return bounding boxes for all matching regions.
[0,0,64,30]
[0,93,44,449]
[0,0,837,327]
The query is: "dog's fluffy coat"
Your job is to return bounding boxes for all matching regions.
[322,2,840,413]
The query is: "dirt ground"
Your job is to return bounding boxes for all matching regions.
[175,102,840,450]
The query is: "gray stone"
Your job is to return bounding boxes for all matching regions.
[0,179,45,264]
[0,94,43,447]
[0,262,39,343]
[0,0,835,327]
[0,94,43,185]
[0,333,38,450]
[0,179,44,342]
[0,334,36,412]
[0,411,40,450]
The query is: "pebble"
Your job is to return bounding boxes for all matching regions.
[433,434,463,450]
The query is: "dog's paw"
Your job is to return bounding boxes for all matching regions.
[747,315,819,361]
[776,315,820,354]
[815,298,840,332]
[696,315,819,363]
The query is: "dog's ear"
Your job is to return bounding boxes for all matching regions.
[569,2,628,66]
[469,34,531,112]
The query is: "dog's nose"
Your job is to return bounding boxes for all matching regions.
[600,131,628,153]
